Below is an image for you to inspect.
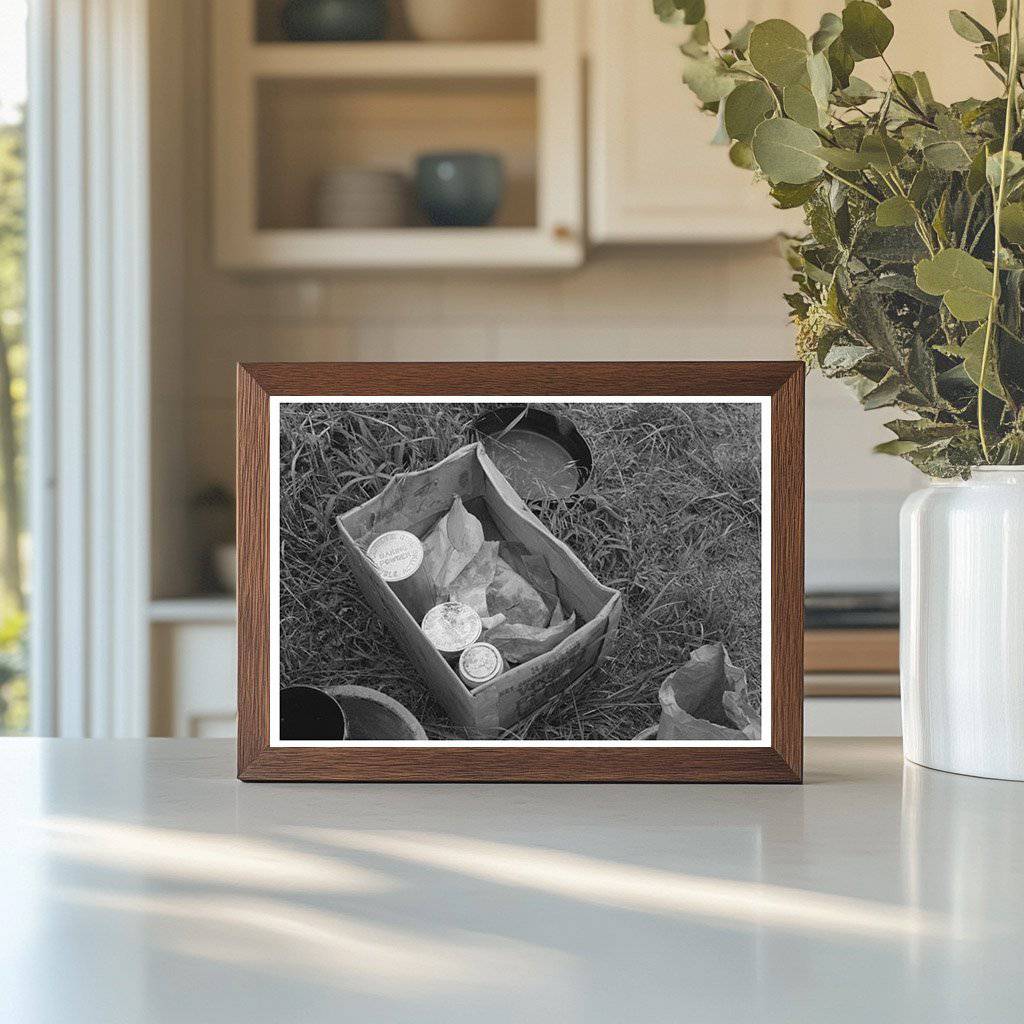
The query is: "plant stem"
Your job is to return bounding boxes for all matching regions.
[979,0,1021,463]
[750,69,783,116]
[968,212,994,254]
[873,168,937,254]
[821,167,879,203]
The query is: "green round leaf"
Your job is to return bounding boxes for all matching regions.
[875,196,918,228]
[999,202,1024,243]
[783,83,821,129]
[948,10,993,44]
[842,1,894,59]
[874,439,922,456]
[724,20,755,53]
[810,12,843,54]
[770,179,820,209]
[748,19,810,86]
[967,143,994,193]
[986,150,1024,189]
[860,133,905,172]
[958,325,1007,398]
[836,75,877,105]
[915,249,994,321]
[827,35,855,88]
[814,146,871,171]
[723,81,775,143]
[682,55,736,103]
[912,71,935,104]
[728,140,758,170]
[654,0,705,25]
[923,141,973,171]
[807,51,833,109]
[681,0,705,25]
[752,117,826,184]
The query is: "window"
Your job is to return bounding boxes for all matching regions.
[0,0,28,734]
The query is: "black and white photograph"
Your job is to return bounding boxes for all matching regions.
[270,397,770,744]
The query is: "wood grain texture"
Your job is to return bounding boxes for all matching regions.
[236,361,805,782]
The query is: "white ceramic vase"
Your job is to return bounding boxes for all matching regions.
[900,467,1024,780]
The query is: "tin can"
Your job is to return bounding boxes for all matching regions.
[366,530,433,619]
[458,642,505,688]
[421,601,483,660]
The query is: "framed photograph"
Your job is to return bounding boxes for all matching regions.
[237,362,804,782]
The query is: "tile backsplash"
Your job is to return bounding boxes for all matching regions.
[174,247,917,594]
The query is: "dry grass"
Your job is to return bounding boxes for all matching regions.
[278,401,762,740]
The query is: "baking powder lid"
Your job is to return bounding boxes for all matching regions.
[458,642,503,684]
[421,602,483,654]
[367,530,424,582]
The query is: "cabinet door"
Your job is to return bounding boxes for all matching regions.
[588,1,812,243]
[588,1,998,244]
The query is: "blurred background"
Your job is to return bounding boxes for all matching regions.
[0,0,999,740]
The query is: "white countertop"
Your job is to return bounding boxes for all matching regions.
[1,738,1021,1023]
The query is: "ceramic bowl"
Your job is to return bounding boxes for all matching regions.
[404,0,534,41]
[280,0,388,42]
[414,152,504,228]
[315,168,409,228]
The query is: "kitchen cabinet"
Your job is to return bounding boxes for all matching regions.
[587,1,811,243]
[150,601,237,738]
[587,0,998,244]
[211,0,584,269]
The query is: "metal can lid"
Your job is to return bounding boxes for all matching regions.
[458,642,503,685]
[367,530,424,582]
[421,602,482,654]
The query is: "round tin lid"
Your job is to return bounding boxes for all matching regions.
[367,530,424,582]
[421,602,482,654]
[458,642,503,685]
[471,406,593,501]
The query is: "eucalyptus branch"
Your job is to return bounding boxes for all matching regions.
[979,0,1021,462]
[666,1,1024,473]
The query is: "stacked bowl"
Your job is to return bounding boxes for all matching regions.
[314,167,409,229]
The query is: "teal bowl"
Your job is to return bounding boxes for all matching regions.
[281,0,388,42]
[415,152,505,228]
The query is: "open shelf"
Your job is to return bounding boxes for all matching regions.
[221,227,578,269]
[257,76,538,232]
[254,0,538,45]
[213,0,581,268]
[249,42,544,78]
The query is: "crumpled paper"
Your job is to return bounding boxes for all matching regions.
[483,607,577,664]
[448,539,500,616]
[656,643,760,741]
[420,496,574,664]
[486,557,549,627]
[421,496,484,592]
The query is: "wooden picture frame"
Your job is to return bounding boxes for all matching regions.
[237,362,804,782]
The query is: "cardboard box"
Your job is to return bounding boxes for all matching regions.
[337,443,622,738]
